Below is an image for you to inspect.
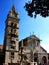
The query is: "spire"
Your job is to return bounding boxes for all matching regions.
[10,5,16,13]
[11,5,15,11]
[8,5,18,18]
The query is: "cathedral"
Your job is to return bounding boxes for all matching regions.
[0,6,49,65]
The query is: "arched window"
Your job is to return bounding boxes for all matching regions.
[42,56,47,64]
[34,53,38,62]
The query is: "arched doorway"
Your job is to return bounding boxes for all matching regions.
[34,53,38,63]
[42,56,47,64]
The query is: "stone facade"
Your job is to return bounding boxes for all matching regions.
[19,35,48,65]
[0,6,49,65]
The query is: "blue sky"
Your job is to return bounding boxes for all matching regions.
[0,0,49,52]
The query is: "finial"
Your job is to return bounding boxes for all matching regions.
[30,32,31,35]
[30,32,32,37]
[33,32,34,35]
[30,32,32,39]
[11,5,15,11]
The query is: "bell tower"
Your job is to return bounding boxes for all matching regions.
[3,6,20,65]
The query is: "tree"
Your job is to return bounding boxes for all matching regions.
[24,0,49,18]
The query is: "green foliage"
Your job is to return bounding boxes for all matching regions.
[24,0,49,18]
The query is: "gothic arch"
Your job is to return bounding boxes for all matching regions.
[34,53,38,63]
[42,56,47,64]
